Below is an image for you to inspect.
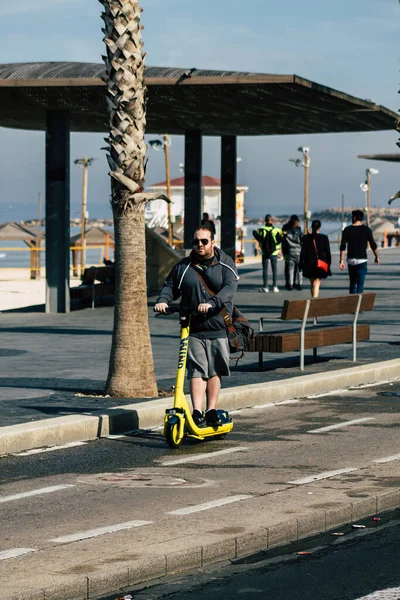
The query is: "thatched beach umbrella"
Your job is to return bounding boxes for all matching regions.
[70,226,115,276]
[0,222,42,279]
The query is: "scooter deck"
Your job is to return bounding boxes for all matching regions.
[187,421,233,440]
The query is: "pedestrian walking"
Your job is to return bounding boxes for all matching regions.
[200,212,216,236]
[282,215,303,290]
[252,215,283,292]
[300,219,331,298]
[154,226,238,426]
[339,209,379,294]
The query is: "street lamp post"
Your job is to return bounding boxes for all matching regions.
[289,147,310,233]
[149,135,173,246]
[360,168,379,227]
[74,157,95,276]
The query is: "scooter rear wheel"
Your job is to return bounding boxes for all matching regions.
[165,422,183,448]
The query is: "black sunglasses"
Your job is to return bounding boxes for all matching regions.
[192,238,210,246]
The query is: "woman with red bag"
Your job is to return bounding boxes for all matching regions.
[300,220,332,298]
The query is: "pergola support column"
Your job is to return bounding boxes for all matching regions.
[220,135,237,259]
[184,130,202,249]
[45,110,70,313]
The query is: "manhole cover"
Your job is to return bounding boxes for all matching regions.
[77,470,206,488]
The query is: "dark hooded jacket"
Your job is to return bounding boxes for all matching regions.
[156,247,239,339]
[282,225,303,258]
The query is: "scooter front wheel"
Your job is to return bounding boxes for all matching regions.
[165,421,183,448]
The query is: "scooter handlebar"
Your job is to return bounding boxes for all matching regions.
[153,306,180,315]
[153,306,214,317]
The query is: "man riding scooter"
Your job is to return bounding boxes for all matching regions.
[154,226,239,426]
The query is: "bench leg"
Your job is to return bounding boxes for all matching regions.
[258,351,263,370]
[313,347,317,362]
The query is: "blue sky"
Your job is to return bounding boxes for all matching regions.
[0,0,399,220]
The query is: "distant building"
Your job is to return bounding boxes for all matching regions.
[146,176,248,241]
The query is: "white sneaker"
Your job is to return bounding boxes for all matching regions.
[273,286,279,293]
[260,287,269,293]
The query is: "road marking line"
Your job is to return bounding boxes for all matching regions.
[50,520,152,544]
[14,442,87,456]
[105,431,139,439]
[308,417,375,433]
[349,379,399,390]
[0,548,37,561]
[254,399,299,409]
[0,484,75,504]
[167,494,253,515]
[306,389,348,399]
[372,453,400,464]
[288,468,358,485]
[161,446,249,466]
[355,586,400,599]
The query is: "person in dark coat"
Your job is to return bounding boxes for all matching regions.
[281,215,304,290]
[300,220,331,298]
[339,209,379,294]
[201,212,216,236]
[154,226,238,426]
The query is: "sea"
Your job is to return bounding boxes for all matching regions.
[0,227,114,271]
[0,222,344,270]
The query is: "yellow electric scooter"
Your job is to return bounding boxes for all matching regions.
[157,308,233,449]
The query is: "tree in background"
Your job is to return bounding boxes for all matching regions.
[100,0,168,397]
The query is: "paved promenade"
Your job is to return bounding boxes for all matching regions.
[0,248,400,426]
[0,247,399,436]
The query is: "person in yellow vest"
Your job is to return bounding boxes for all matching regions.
[253,215,283,292]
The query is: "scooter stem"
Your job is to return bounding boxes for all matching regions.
[174,316,191,404]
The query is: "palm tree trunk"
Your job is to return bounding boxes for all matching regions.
[100,0,165,397]
[107,198,157,397]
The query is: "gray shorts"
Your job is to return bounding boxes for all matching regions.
[187,336,230,379]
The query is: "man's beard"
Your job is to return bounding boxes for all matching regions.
[193,248,214,261]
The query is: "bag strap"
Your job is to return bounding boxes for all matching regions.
[313,237,320,259]
[192,266,238,342]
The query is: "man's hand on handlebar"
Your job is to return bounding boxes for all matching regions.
[198,303,213,314]
[154,302,169,313]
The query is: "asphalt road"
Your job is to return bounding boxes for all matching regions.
[96,517,400,600]
[0,380,399,597]
[97,520,400,600]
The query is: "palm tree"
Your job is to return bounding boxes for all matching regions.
[100,0,168,397]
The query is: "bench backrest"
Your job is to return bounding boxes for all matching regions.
[81,268,97,284]
[81,266,115,284]
[281,293,376,321]
[95,266,115,280]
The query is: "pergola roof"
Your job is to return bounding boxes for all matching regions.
[358,153,400,162]
[0,62,398,136]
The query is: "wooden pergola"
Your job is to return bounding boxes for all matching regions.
[0,222,42,279]
[0,62,398,312]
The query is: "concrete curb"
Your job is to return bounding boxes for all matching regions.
[6,489,400,600]
[2,358,400,456]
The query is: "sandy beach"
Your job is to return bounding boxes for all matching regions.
[0,257,263,311]
[0,269,82,311]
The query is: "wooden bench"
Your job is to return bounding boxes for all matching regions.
[70,266,115,308]
[249,293,376,370]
